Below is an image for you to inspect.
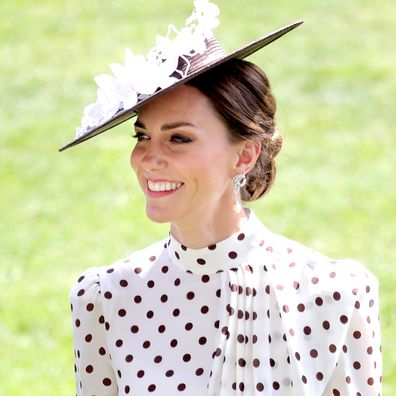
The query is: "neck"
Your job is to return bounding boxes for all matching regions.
[170,204,248,249]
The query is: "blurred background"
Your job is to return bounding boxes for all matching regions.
[1,0,394,394]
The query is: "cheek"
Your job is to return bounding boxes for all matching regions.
[130,147,140,173]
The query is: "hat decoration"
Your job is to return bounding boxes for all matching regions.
[75,0,220,140]
[60,0,302,151]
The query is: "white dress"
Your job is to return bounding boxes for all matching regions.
[70,211,382,395]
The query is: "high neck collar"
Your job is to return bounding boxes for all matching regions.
[166,210,266,274]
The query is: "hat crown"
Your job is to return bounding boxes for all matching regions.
[187,36,226,75]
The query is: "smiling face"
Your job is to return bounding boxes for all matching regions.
[130,84,243,226]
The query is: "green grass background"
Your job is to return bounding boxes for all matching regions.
[1,0,394,394]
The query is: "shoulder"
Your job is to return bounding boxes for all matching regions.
[259,226,378,302]
[70,238,168,303]
[255,228,381,395]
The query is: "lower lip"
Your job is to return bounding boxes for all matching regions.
[146,185,183,198]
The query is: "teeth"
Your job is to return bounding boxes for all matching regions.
[148,180,182,192]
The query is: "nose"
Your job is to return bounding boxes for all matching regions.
[140,143,167,172]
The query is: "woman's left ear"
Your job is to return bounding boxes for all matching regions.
[234,140,261,174]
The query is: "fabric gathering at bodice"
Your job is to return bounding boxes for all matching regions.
[70,210,382,395]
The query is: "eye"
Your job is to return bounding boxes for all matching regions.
[132,132,149,141]
[170,134,192,144]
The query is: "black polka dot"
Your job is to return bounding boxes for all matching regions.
[173,308,180,317]
[131,325,139,333]
[303,326,312,335]
[228,251,238,259]
[340,315,349,324]
[143,340,151,349]
[183,354,191,362]
[120,279,128,287]
[195,368,204,376]
[186,292,195,300]
[329,344,337,353]
[273,381,280,390]
[185,322,193,331]
[125,355,133,363]
[160,294,168,303]
[333,291,341,301]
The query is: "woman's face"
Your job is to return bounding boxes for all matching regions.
[130,84,242,224]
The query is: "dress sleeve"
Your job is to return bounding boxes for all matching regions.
[70,268,117,396]
[323,269,382,395]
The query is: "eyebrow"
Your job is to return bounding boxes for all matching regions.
[134,120,197,131]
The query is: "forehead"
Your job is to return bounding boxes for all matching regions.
[137,84,217,124]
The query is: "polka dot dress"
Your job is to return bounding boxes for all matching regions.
[70,211,382,395]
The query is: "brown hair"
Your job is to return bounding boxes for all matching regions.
[187,59,282,201]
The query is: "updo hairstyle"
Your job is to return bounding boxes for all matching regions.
[187,59,282,201]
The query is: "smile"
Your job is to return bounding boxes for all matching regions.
[147,180,183,192]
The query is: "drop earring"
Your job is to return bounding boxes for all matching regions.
[232,174,247,213]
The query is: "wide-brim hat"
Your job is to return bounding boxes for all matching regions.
[59,1,302,152]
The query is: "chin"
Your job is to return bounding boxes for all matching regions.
[146,206,177,224]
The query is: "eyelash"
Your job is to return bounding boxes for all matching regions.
[132,132,192,144]
[171,135,192,143]
[132,132,149,141]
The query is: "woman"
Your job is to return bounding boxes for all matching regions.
[65,1,382,395]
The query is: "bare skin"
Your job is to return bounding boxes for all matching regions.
[130,84,260,248]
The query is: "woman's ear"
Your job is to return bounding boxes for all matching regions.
[234,139,261,174]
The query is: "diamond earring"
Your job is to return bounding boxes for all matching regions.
[232,174,247,213]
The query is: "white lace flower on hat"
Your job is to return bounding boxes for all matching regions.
[76,0,220,138]
[186,0,220,35]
